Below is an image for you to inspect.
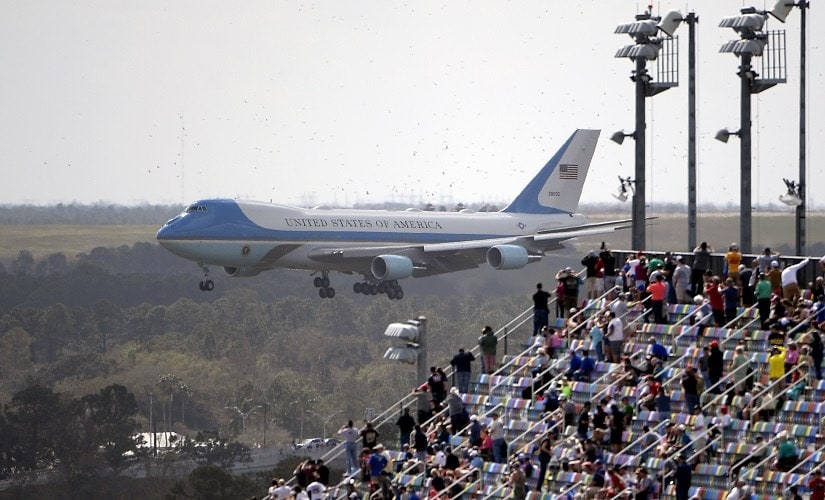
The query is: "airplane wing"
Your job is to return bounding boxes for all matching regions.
[306,218,636,278]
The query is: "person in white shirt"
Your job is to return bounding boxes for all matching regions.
[606,311,625,363]
[781,258,809,301]
[725,478,749,500]
[672,257,692,304]
[269,479,291,500]
[306,478,326,500]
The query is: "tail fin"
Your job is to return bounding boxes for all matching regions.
[501,129,600,214]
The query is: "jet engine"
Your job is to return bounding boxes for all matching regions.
[223,266,262,277]
[486,245,529,270]
[370,255,414,281]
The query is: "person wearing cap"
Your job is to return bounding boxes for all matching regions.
[768,345,786,391]
[781,258,810,302]
[556,266,582,318]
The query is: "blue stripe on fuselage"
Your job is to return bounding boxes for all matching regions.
[157,199,510,245]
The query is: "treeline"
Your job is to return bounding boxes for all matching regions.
[0,264,525,453]
[0,203,181,225]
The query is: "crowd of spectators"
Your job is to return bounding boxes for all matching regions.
[260,248,825,500]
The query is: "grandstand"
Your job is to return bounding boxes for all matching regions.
[300,253,825,499]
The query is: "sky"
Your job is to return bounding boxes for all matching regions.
[0,0,821,209]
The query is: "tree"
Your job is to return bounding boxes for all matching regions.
[82,384,142,474]
[0,326,33,374]
[10,250,35,276]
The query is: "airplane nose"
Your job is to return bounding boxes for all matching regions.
[156,224,174,242]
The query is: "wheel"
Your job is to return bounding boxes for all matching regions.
[386,289,397,300]
[369,284,378,295]
[327,287,335,298]
[353,283,362,293]
[198,281,206,291]
[377,282,387,293]
[205,280,214,291]
[319,287,328,298]
[321,277,330,288]
[395,289,404,300]
[313,277,323,288]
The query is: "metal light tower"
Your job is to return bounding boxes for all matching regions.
[717,5,787,254]
[686,12,699,251]
[613,9,683,251]
[769,1,809,256]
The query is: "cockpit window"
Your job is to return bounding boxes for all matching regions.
[185,204,208,213]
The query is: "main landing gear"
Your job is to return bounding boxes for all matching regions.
[198,265,214,292]
[313,271,336,299]
[353,280,404,300]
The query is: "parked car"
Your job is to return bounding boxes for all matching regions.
[291,438,325,451]
[323,438,340,447]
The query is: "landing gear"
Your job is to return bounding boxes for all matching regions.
[198,265,214,292]
[354,279,404,300]
[313,271,335,299]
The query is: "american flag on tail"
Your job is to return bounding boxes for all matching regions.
[559,164,579,180]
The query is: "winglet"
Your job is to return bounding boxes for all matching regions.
[501,129,600,215]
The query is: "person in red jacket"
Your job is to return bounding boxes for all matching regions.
[810,469,825,500]
[704,277,726,326]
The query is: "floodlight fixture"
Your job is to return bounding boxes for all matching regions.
[779,178,803,206]
[768,0,794,22]
[714,128,741,143]
[610,130,635,145]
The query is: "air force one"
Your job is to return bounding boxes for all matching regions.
[156,129,630,299]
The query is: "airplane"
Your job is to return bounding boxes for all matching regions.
[156,129,632,299]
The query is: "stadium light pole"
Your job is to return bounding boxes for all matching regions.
[719,4,788,254]
[769,1,808,256]
[614,9,683,251]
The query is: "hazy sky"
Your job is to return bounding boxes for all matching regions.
[0,1,821,209]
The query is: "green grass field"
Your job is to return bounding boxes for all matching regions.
[0,225,158,262]
[0,211,821,265]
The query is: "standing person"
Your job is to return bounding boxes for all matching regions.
[478,326,497,374]
[755,274,773,329]
[532,283,550,335]
[725,243,742,282]
[427,366,447,403]
[536,432,553,493]
[395,408,416,449]
[556,266,581,317]
[721,278,739,325]
[360,421,379,450]
[705,277,725,327]
[489,413,506,464]
[691,242,713,297]
[600,244,617,297]
[758,247,779,274]
[582,250,601,300]
[646,274,668,324]
[673,256,692,304]
[708,341,724,394]
[606,311,624,363]
[740,261,755,307]
[589,315,606,362]
[449,347,475,394]
[674,454,692,500]
[781,258,810,301]
[338,420,360,476]
[810,329,824,380]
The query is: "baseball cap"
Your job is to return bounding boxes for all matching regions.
[771,260,779,267]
